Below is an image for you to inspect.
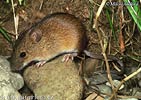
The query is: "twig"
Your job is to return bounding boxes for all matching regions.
[95,26,115,97]
[110,67,141,99]
[94,0,116,99]
[118,4,125,54]
[93,0,107,28]
[39,0,44,10]
[11,0,19,39]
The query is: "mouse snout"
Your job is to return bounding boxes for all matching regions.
[9,57,23,71]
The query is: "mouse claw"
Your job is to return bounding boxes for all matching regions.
[62,53,77,62]
[36,60,46,67]
[62,54,73,62]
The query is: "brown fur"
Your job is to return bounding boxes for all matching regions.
[10,13,87,70]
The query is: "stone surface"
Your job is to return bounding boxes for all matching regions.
[23,55,83,100]
[0,56,24,100]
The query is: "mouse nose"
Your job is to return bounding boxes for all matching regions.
[9,57,20,71]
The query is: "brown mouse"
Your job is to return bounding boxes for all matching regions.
[10,12,123,71]
[10,13,87,71]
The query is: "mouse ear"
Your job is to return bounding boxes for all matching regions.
[30,29,42,42]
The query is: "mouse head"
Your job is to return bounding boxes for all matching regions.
[10,28,43,71]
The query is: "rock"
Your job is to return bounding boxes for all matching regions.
[23,55,83,100]
[106,80,124,90]
[118,98,138,100]
[97,84,112,95]
[0,56,24,100]
[83,58,99,76]
[0,56,11,71]
[131,88,141,97]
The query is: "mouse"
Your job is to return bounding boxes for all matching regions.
[10,12,123,71]
[10,12,87,71]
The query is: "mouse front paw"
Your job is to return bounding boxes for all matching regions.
[35,60,47,67]
[62,53,78,62]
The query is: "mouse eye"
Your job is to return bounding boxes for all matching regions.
[20,52,26,58]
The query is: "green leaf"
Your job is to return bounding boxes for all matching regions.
[123,0,141,31]
[0,27,13,44]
